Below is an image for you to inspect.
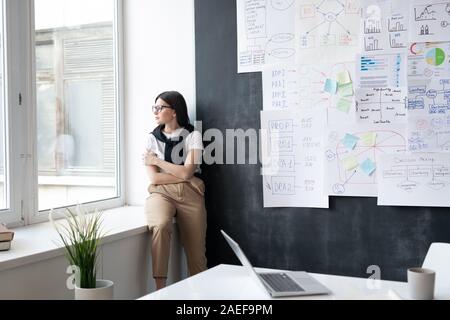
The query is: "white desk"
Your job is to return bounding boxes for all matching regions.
[139,264,449,300]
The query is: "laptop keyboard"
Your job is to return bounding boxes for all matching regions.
[259,273,305,292]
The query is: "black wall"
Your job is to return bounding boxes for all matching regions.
[194,0,450,281]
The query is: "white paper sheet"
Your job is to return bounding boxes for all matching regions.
[361,0,409,55]
[377,152,450,207]
[325,124,407,197]
[356,87,407,124]
[408,114,450,152]
[237,0,296,73]
[261,108,329,208]
[407,42,450,117]
[409,0,450,43]
[408,78,450,116]
[356,53,407,88]
[296,0,361,63]
[262,62,356,124]
[408,42,450,80]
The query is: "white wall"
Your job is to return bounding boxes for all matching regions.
[0,231,185,299]
[124,0,196,206]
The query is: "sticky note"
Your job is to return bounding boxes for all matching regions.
[360,158,376,176]
[338,82,354,97]
[337,98,352,114]
[343,155,359,171]
[324,79,337,94]
[361,132,377,146]
[341,133,359,150]
[336,71,351,85]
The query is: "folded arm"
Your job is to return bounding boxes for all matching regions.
[144,149,202,181]
[145,165,185,185]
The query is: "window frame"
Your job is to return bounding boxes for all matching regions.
[0,0,27,227]
[0,0,125,227]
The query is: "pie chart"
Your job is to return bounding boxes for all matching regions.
[426,48,446,66]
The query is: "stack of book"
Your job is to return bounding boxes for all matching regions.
[0,223,14,251]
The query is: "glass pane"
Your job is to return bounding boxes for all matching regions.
[35,0,118,211]
[0,0,7,211]
[65,79,103,169]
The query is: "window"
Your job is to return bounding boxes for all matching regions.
[0,0,123,227]
[35,0,121,213]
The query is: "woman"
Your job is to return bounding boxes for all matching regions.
[143,91,207,290]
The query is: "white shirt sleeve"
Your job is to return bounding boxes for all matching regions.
[146,134,157,153]
[186,131,204,152]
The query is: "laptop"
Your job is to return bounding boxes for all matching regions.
[221,230,331,298]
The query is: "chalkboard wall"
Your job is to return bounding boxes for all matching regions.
[194,0,450,281]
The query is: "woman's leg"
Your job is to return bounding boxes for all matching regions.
[145,193,176,289]
[176,183,208,277]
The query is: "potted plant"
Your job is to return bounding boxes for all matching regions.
[49,205,114,300]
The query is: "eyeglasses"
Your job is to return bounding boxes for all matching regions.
[152,105,172,114]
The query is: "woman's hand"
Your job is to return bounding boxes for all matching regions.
[142,151,160,166]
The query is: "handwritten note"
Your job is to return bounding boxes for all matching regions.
[356,87,407,124]
[377,153,450,207]
[261,108,329,208]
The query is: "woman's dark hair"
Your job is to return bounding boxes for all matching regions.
[155,91,191,128]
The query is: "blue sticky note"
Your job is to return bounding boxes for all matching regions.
[342,133,359,150]
[324,79,337,94]
[360,158,376,176]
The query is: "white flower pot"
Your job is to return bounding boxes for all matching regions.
[75,280,114,300]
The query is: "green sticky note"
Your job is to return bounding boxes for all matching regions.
[337,98,352,114]
[338,82,354,97]
[361,132,377,146]
[336,71,351,85]
[343,155,359,171]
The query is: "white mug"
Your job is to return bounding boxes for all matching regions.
[407,268,435,300]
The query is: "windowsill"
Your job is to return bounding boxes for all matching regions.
[0,206,148,273]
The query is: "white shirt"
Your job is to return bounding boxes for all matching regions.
[146,128,204,173]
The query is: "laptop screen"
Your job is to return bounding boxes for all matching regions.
[221,230,259,277]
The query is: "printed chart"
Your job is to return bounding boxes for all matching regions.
[296,0,361,63]
[237,0,296,73]
[410,1,450,43]
[261,108,329,208]
[408,42,450,116]
[377,153,450,207]
[361,0,409,54]
[325,124,407,197]
[356,53,407,88]
[408,42,450,80]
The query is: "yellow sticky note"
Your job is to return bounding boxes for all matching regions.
[343,155,359,171]
[361,132,377,146]
[336,71,351,85]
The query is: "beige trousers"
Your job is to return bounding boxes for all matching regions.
[145,181,207,278]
